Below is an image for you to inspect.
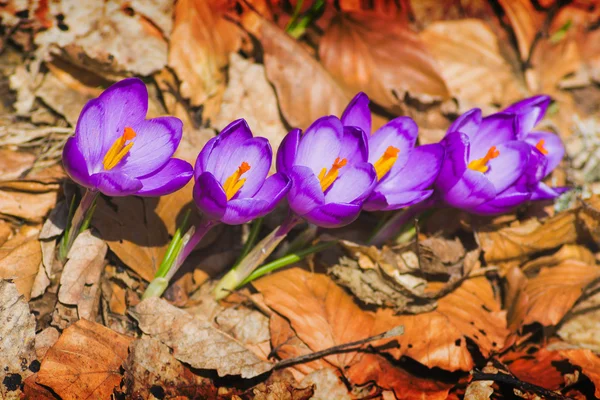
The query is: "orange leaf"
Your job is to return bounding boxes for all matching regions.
[561,349,600,398]
[375,277,508,372]
[37,319,133,400]
[503,346,566,390]
[346,353,453,400]
[253,267,374,369]
[320,13,449,109]
[509,261,600,331]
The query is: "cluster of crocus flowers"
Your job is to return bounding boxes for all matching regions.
[60,79,566,300]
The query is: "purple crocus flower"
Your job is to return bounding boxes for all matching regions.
[63,78,193,197]
[504,95,567,200]
[340,93,444,212]
[435,96,565,214]
[193,119,290,225]
[276,115,377,228]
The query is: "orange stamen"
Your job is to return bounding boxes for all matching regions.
[103,127,137,170]
[223,162,251,200]
[467,146,500,173]
[535,139,548,155]
[318,157,347,192]
[373,146,400,181]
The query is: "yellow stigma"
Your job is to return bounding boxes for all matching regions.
[223,162,251,200]
[103,127,136,170]
[318,157,347,192]
[373,146,400,181]
[535,139,548,155]
[468,146,500,173]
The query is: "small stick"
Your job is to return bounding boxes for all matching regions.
[273,326,404,370]
[472,371,573,400]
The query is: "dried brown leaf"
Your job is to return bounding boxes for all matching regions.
[509,261,600,331]
[464,380,494,400]
[124,338,218,399]
[0,186,58,222]
[0,236,42,300]
[558,289,600,352]
[259,17,351,130]
[320,13,449,109]
[521,244,595,275]
[37,319,133,400]
[254,267,374,369]
[132,297,273,378]
[0,281,36,396]
[0,149,36,180]
[300,369,351,400]
[213,53,287,169]
[421,19,523,106]
[59,230,106,306]
[35,327,60,360]
[476,211,578,263]
[503,346,566,390]
[168,0,241,116]
[561,349,600,398]
[92,196,169,282]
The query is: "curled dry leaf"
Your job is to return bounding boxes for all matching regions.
[124,338,218,399]
[254,267,374,370]
[0,181,58,222]
[509,261,600,331]
[258,17,351,130]
[320,13,449,109]
[374,276,508,372]
[37,319,133,400]
[168,0,241,117]
[560,349,600,398]
[0,235,42,300]
[213,53,287,168]
[476,211,578,263]
[132,297,273,378]
[59,230,107,320]
[0,281,36,395]
[521,244,595,275]
[420,19,523,106]
[92,196,169,282]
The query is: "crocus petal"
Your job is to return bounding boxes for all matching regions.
[484,140,530,193]
[471,188,531,214]
[436,132,469,194]
[447,108,481,137]
[62,137,93,188]
[89,171,143,197]
[368,117,418,174]
[341,92,371,135]
[195,136,218,179]
[287,166,325,216]
[469,113,517,159]
[338,126,369,164]
[75,78,148,172]
[504,95,551,138]
[531,182,569,201]
[295,116,343,175]
[324,162,376,204]
[378,143,444,192]
[202,119,253,180]
[276,128,300,174]
[439,168,496,209]
[253,172,291,204]
[135,158,193,197]
[524,131,564,177]
[364,189,433,212]
[303,202,362,228]
[221,198,273,225]
[193,172,227,221]
[118,116,183,177]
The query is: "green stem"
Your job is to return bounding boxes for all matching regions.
[286,0,325,38]
[239,240,336,287]
[58,189,99,261]
[234,217,263,266]
[285,0,304,32]
[213,213,301,300]
[154,209,192,279]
